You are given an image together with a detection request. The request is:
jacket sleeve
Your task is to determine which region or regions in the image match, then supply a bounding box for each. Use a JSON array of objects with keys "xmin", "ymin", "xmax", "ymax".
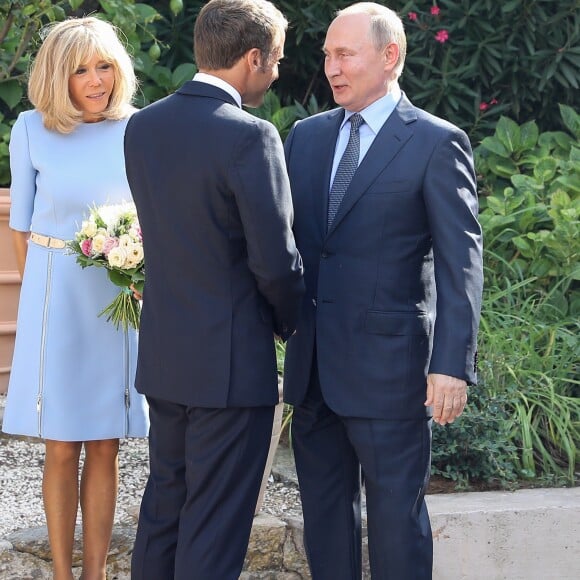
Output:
[
  {"xmin": 423, "ymin": 126, "xmax": 483, "ymax": 384},
  {"xmin": 230, "ymin": 119, "xmax": 305, "ymax": 340}
]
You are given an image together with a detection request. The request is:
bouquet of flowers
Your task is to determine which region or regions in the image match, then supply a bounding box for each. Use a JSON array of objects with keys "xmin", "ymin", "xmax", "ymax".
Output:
[{"xmin": 67, "ymin": 201, "xmax": 145, "ymax": 330}]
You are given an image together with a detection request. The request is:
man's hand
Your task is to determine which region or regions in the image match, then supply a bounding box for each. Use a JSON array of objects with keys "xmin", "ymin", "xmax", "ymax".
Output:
[{"xmin": 425, "ymin": 373, "xmax": 467, "ymax": 426}]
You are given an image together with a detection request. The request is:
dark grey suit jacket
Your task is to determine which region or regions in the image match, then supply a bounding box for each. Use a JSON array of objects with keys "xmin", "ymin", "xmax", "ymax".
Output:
[
  {"xmin": 283, "ymin": 94, "xmax": 483, "ymax": 419},
  {"xmin": 124, "ymin": 81, "xmax": 304, "ymax": 408}
]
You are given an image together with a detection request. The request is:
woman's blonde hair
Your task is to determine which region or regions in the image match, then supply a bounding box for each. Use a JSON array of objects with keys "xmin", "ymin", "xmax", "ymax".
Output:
[{"xmin": 28, "ymin": 17, "xmax": 136, "ymax": 133}]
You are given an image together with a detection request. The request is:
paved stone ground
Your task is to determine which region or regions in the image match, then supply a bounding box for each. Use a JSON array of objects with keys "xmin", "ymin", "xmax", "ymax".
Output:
[{"xmin": 0, "ymin": 393, "xmax": 314, "ymax": 578}]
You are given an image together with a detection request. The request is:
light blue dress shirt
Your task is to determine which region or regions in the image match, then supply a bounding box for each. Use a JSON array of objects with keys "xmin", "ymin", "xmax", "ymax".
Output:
[{"xmin": 330, "ymin": 84, "xmax": 402, "ymax": 189}]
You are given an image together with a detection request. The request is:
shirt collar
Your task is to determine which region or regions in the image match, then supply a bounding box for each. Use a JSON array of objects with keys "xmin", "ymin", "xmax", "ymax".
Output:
[
  {"xmin": 193, "ymin": 72, "xmax": 242, "ymax": 108},
  {"xmin": 342, "ymin": 82, "xmax": 402, "ymax": 134}
]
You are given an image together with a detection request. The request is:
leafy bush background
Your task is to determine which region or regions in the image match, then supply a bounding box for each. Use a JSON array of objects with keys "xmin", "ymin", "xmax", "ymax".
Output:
[{"xmin": 1, "ymin": 0, "xmax": 578, "ymax": 488}]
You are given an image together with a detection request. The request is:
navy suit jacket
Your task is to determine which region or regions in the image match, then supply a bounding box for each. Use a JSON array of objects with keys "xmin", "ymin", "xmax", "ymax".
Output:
[
  {"xmin": 124, "ymin": 81, "xmax": 304, "ymax": 408},
  {"xmin": 283, "ymin": 94, "xmax": 483, "ymax": 420}
]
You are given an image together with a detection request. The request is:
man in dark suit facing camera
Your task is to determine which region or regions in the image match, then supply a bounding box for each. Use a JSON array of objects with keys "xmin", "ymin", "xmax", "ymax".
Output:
[
  {"xmin": 283, "ymin": 2, "xmax": 483, "ymax": 578},
  {"xmin": 124, "ymin": 1, "xmax": 303, "ymax": 578}
]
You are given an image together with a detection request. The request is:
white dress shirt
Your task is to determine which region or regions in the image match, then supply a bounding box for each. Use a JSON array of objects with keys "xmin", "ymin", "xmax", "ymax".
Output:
[{"xmin": 193, "ymin": 72, "xmax": 242, "ymax": 108}]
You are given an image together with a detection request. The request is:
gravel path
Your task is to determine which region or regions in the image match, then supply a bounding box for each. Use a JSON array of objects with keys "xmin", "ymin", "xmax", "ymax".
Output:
[{"xmin": 0, "ymin": 394, "xmax": 302, "ymax": 540}]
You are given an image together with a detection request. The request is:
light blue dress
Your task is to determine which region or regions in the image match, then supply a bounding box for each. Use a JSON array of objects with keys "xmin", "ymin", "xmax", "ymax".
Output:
[{"xmin": 2, "ymin": 110, "xmax": 149, "ymax": 441}]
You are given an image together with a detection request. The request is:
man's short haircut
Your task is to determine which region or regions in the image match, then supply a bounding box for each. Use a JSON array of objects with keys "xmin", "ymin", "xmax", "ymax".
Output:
[
  {"xmin": 337, "ymin": 2, "xmax": 407, "ymax": 78},
  {"xmin": 194, "ymin": 0, "xmax": 288, "ymax": 70}
]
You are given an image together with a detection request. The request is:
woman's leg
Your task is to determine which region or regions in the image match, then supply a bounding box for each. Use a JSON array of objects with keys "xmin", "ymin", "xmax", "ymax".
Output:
[
  {"xmin": 79, "ymin": 438, "xmax": 119, "ymax": 580},
  {"xmin": 43, "ymin": 439, "xmax": 83, "ymax": 580}
]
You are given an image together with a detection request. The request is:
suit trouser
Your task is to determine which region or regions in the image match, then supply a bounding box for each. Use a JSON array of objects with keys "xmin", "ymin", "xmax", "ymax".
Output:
[
  {"xmin": 131, "ymin": 396, "xmax": 274, "ymax": 580},
  {"xmin": 291, "ymin": 362, "xmax": 433, "ymax": 580}
]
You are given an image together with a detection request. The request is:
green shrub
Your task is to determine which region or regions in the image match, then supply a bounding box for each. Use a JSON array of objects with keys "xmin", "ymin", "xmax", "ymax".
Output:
[
  {"xmin": 431, "ymin": 386, "xmax": 519, "ymax": 488},
  {"xmin": 475, "ymin": 106, "xmax": 579, "ymax": 483},
  {"xmin": 478, "ymin": 277, "xmax": 579, "ymax": 482},
  {"xmin": 476, "ymin": 105, "xmax": 580, "ymax": 297}
]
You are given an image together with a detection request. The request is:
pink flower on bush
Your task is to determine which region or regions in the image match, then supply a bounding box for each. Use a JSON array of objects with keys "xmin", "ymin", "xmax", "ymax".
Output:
[
  {"xmin": 431, "ymin": 6, "xmax": 441, "ymax": 16},
  {"xmin": 490, "ymin": 98, "xmax": 499, "ymax": 105},
  {"xmin": 81, "ymin": 238, "xmax": 93, "ymax": 256},
  {"xmin": 408, "ymin": 12, "xmax": 418, "ymax": 21},
  {"xmin": 479, "ymin": 102, "xmax": 489, "ymax": 111},
  {"xmin": 102, "ymin": 237, "xmax": 119, "ymax": 256},
  {"xmin": 435, "ymin": 30, "xmax": 449, "ymax": 43}
]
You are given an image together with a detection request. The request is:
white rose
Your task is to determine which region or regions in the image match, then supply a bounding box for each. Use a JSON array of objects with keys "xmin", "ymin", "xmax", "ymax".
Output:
[
  {"xmin": 91, "ymin": 234, "xmax": 107, "ymax": 255},
  {"xmin": 128, "ymin": 226, "xmax": 141, "ymax": 241},
  {"xmin": 107, "ymin": 246, "xmax": 128, "ymax": 269},
  {"xmin": 118, "ymin": 234, "xmax": 132, "ymax": 248},
  {"xmin": 126, "ymin": 243, "xmax": 144, "ymax": 265},
  {"xmin": 80, "ymin": 218, "xmax": 97, "ymax": 238}
]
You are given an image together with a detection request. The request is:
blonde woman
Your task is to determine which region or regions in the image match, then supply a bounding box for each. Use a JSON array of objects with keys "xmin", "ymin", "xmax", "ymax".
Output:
[{"xmin": 2, "ymin": 17, "xmax": 148, "ymax": 580}]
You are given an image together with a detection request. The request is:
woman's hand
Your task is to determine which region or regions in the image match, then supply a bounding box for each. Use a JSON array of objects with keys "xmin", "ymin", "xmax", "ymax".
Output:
[{"xmin": 130, "ymin": 284, "xmax": 142, "ymax": 301}]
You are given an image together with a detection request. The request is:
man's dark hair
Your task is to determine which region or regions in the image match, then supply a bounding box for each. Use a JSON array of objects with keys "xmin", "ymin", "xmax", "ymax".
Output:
[{"xmin": 194, "ymin": 0, "xmax": 287, "ymax": 70}]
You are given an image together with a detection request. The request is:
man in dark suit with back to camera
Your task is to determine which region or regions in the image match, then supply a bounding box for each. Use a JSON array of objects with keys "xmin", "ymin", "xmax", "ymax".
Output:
[
  {"xmin": 283, "ymin": 2, "xmax": 483, "ymax": 578},
  {"xmin": 124, "ymin": 1, "xmax": 304, "ymax": 578}
]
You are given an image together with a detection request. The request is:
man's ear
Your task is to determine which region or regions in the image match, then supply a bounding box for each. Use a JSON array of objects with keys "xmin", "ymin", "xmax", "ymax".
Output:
[
  {"xmin": 384, "ymin": 42, "xmax": 399, "ymax": 70},
  {"xmin": 245, "ymin": 47, "xmax": 263, "ymax": 72}
]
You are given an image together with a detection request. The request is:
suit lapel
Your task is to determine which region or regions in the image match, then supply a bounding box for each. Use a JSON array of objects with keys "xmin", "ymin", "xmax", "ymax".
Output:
[{"xmin": 326, "ymin": 96, "xmax": 417, "ymax": 237}]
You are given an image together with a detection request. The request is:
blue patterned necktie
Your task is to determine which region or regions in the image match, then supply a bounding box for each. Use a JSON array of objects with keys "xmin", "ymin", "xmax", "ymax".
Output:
[{"xmin": 327, "ymin": 113, "xmax": 364, "ymax": 230}]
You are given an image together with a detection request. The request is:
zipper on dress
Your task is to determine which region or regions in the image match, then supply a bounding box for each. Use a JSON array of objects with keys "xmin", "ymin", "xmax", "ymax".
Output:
[
  {"xmin": 123, "ymin": 327, "xmax": 130, "ymax": 437},
  {"xmin": 37, "ymin": 252, "xmax": 53, "ymax": 437}
]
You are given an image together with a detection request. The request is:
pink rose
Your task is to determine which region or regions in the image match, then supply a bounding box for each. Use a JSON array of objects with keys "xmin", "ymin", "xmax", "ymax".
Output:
[
  {"xmin": 102, "ymin": 237, "xmax": 119, "ymax": 256},
  {"xmin": 479, "ymin": 102, "xmax": 489, "ymax": 111},
  {"xmin": 81, "ymin": 238, "xmax": 92, "ymax": 256},
  {"xmin": 408, "ymin": 12, "xmax": 418, "ymax": 21},
  {"xmin": 431, "ymin": 6, "xmax": 441, "ymax": 16}
]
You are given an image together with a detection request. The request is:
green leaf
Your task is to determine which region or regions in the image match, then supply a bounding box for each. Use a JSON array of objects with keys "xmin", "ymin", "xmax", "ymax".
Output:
[
  {"xmin": 553, "ymin": 174, "xmax": 580, "ymax": 194},
  {"xmin": 488, "ymin": 156, "xmax": 519, "ymax": 178},
  {"xmin": 529, "ymin": 258, "xmax": 553, "ymax": 278},
  {"xmin": 171, "ymin": 63, "xmax": 196, "ymax": 88},
  {"xmin": 107, "ymin": 269, "xmax": 132, "ymax": 288},
  {"xmin": 486, "ymin": 196, "xmax": 507, "ymax": 216},
  {"xmin": 501, "ymin": 0, "xmax": 520, "ymax": 13},
  {"xmin": 133, "ymin": 3, "xmax": 161, "ymax": 23},
  {"xmin": 511, "ymin": 174, "xmax": 543, "ymax": 192},
  {"xmin": 496, "ymin": 116, "xmax": 521, "ymax": 153},
  {"xmin": 533, "ymin": 158, "xmax": 558, "ymax": 183},
  {"xmin": 559, "ymin": 104, "xmax": 580, "ymax": 140},
  {"xmin": 512, "ymin": 236, "xmax": 533, "ymax": 257},
  {"xmin": 519, "ymin": 121, "xmax": 539, "ymax": 151},
  {"xmin": 481, "ymin": 136, "xmax": 510, "ymax": 158},
  {"xmin": 0, "ymin": 81, "xmax": 24, "ymax": 109}
]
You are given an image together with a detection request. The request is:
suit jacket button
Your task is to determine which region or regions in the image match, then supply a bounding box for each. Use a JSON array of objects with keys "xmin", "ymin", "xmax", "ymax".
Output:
[
  {"xmin": 312, "ymin": 298, "xmax": 317, "ymax": 307},
  {"xmin": 321, "ymin": 251, "xmax": 328, "ymax": 258}
]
